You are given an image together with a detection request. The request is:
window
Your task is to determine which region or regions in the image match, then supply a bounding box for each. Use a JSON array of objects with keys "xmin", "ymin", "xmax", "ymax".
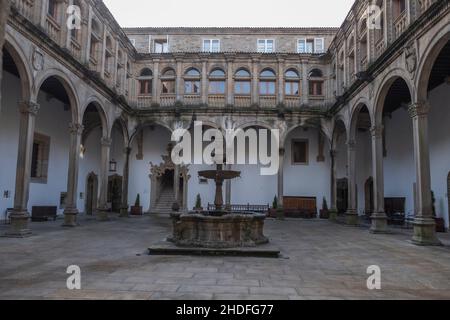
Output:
[
  {"xmin": 138, "ymin": 68, "xmax": 152, "ymax": 95},
  {"xmin": 298, "ymin": 38, "xmax": 325, "ymax": 54},
  {"xmin": 184, "ymin": 68, "xmax": 201, "ymax": 94},
  {"xmin": 31, "ymin": 133, "xmax": 50, "ymax": 184},
  {"xmin": 291, "ymin": 139, "xmax": 309, "ymax": 165},
  {"xmin": 208, "ymin": 68, "xmax": 226, "ymax": 94},
  {"xmin": 203, "ymin": 39, "xmax": 220, "ymax": 53},
  {"xmin": 257, "ymin": 39, "xmax": 274, "ymax": 53},
  {"xmin": 393, "ymin": 0, "xmax": 406, "ymax": 18},
  {"xmin": 259, "ymin": 69, "xmax": 276, "ymax": 95},
  {"xmin": 154, "ymin": 39, "xmax": 169, "ymax": 53},
  {"xmin": 285, "ymin": 69, "xmax": 300, "ymax": 96},
  {"xmin": 308, "ymin": 68, "xmax": 324, "ymax": 96},
  {"xmin": 48, "ymin": 0, "xmax": 58, "ymax": 20},
  {"xmin": 234, "ymin": 69, "xmax": 251, "ymax": 95},
  {"xmin": 161, "ymin": 68, "xmax": 176, "ymax": 94}
]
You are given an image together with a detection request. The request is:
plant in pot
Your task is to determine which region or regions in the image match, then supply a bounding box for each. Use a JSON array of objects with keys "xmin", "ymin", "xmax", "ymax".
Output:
[
  {"xmin": 270, "ymin": 196, "xmax": 278, "ymax": 217},
  {"xmin": 194, "ymin": 194, "xmax": 203, "ymax": 212},
  {"xmin": 272, "ymin": 196, "xmax": 285, "ymax": 220},
  {"xmin": 130, "ymin": 194, "xmax": 143, "ymax": 216},
  {"xmin": 432, "ymin": 191, "xmax": 445, "ymax": 232},
  {"xmin": 320, "ymin": 197, "xmax": 330, "ymax": 219}
]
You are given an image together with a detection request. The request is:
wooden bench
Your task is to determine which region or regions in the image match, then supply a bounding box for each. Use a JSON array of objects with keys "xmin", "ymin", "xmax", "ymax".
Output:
[
  {"xmin": 31, "ymin": 206, "xmax": 57, "ymax": 222},
  {"xmin": 277, "ymin": 196, "xmax": 318, "ymax": 218}
]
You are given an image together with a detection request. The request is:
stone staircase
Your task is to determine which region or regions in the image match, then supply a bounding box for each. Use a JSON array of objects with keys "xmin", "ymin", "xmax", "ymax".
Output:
[{"xmin": 152, "ymin": 188, "xmax": 175, "ymax": 214}]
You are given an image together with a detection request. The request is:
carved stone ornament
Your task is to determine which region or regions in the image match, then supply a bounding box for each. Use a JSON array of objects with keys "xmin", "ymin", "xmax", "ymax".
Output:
[
  {"xmin": 32, "ymin": 47, "xmax": 44, "ymax": 71},
  {"xmin": 405, "ymin": 42, "xmax": 417, "ymax": 76},
  {"xmin": 150, "ymin": 144, "xmax": 190, "ymax": 180}
]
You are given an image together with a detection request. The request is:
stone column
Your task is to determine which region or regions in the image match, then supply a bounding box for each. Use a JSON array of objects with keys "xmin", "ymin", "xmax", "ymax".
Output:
[
  {"xmin": 152, "ymin": 59, "xmax": 160, "ymax": 105},
  {"xmin": 370, "ymin": 125, "xmax": 388, "ymax": 233},
  {"xmin": 120, "ymin": 147, "xmax": 131, "ymax": 217},
  {"xmin": 0, "ymin": 0, "xmax": 11, "ymax": 110},
  {"xmin": 277, "ymin": 148, "xmax": 285, "ymax": 208},
  {"xmin": 175, "ymin": 58, "xmax": 183, "ymax": 102},
  {"xmin": 201, "ymin": 60, "xmax": 208, "ymax": 105},
  {"xmin": 277, "ymin": 59, "xmax": 284, "ymax": 105},
  {"xmin": 251, "ymin": 58, "xmax": 259, "ymax": 106},
  {"xmin": 346, "ymin": 139, "xmax": 358, "ymax": 225},
  {"xmin": 225, "ymin": 164, "xmax": 231, "ymax": 210},
  {"xmin": 226, "ymin": 59, "xmax": 234, "ymax": 106},
  {"xmin": 173, "ymin": 164, "xmax": 180, "ymax": 210},
  {"xmin": 330, "ymin": 150, "xmax": 337, "ymax": 211},
  {"xmin": 62, "ymin": 122, "xmax": 84, "ymax": 227},
  {"xmin": 5, "ymin": 101, "xmax": 40, "ymax": 237},
  {"xmin": 97, "ymin": 137, "xmax": 111, "ymax": 221},
  {"xmin": 409, "ymin": 102, "xmax": 441, "ymax": 245}
]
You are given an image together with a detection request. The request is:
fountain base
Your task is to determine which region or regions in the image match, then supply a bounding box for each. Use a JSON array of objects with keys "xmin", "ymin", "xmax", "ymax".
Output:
[{"xmin": 168, "ymin": 212, "xmax": 269, "ymax": 249}]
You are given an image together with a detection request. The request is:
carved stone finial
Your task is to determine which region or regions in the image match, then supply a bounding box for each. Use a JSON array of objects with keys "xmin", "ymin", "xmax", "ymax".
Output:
[
  {"xmin": 19, "ymin": 101, "xmax": 40, "ymax": 115},
  {"xmin": 69, "ymin": 123, "xmax": 84, "ymax": 135},
  {"xmin": 408, "ymin": 101, "xmax": 430, "ymax": 119}
]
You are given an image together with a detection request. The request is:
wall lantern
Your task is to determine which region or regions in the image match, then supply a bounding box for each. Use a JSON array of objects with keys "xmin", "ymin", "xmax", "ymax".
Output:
[{"xmin": 109, "ymin": 159, "xmax": 117, "ymax": 172}]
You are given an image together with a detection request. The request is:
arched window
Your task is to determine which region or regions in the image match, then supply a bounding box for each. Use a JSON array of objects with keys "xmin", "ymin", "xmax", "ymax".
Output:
[
  {"xmin": 393, "ymin": 0, "xmax": 406, "ymax": 18},
  {"xmin": 48, "ymin": 0, "xmax": 59, "ymax": 21},
  {"xmin": 234, "ymin": 68, "xmax": 251, "ymax": 95},
  {"xmin": 184, "ymin": 68, "xmax": 201, "ymax": 94},
  {"xmin": 89, "ymin": 19, "xmax": 101, "ymax": 63},
  {"xmin": 259, "ymin": 68, "xmax": 276, "ymax": 95},
  {"xmin": 161, "ymin": 68, "xmax": 176, "ymax": 94},
  {"xmin": 285, "ymin": 69, "xmax": 300, "ymax": 96},
  {"xmin": 209, "ymin": 68, "xmax": 226, "ymax": 94},
  {"xmin": 104, "ymin": 36, "xmax": 113, "ymax": 76},
  {"xmin": 308, "ymin": 68, "xmax": 324, "ymax": 97},
  {"xmin": 138, "ymin": 68, "xmax": 153, "ymax": 95}
]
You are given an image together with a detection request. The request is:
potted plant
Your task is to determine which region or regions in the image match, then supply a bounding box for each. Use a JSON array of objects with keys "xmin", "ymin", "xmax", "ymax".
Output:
[
  {"xmin": 320, "ymin": 197, "xmax": 330, "ymax": 219},
  {"xmin": 194, "ymin": 194, "xmax": 203, "ymax": 212},
  {"xmin": 432, "ymin": 191, "xmax": 445, "ymax": 232},
  {"xmin": 130, "ymin": 194, "xmax": 143, "ymax": 216},
  {"xmin": 268, "ymin": 196, "xmax": 278, "ymax": 217}
]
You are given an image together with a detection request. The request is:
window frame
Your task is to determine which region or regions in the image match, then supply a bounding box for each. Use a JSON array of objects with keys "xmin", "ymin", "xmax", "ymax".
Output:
[
  {"xmin": 291, "ymin": 139, "xmax": 309, "ymax": 165},
  {"xmin": 257, "ymin": 39, "xmax": 275, "ymax": 53},
  {"xmin": 203, "ymin": 39, "xmax": 221, "ymax": 53}
]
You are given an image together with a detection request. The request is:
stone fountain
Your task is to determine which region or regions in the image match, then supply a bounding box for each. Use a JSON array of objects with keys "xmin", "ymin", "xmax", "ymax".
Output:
[{"xmin": 167, "ymin": 161, "xmax": 269, "ymax": 249}]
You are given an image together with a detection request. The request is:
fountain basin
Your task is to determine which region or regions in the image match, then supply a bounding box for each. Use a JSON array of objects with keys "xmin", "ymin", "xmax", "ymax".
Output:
[{"xmin": 168, "ymin": 212, "xmax": 269, "ymax": 248}]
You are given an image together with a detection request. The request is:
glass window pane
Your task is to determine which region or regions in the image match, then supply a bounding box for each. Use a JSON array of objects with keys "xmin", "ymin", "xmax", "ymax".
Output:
[{"xmin": 209, "ymin": 81, "xmax": 225, "ymax": 94}]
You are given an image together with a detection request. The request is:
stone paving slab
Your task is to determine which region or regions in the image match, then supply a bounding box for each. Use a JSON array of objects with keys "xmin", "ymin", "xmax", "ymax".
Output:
[{"xmin": 0, "ymin": 215, "xmax": 449, "ymax": 300}]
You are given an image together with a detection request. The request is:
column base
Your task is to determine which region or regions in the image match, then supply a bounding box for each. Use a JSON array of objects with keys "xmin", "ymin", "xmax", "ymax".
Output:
[
  {"xmin": 3, "ymin": 212, "xmax": 32, "ymax": 238},
  {"xmin": 345, "ymin": 210, "xmax": 359, "ymax": 226},
  {"xmin": 412, "ymin": 217, "xmax": 442, "ymax": 246},
  {"xmin": 62, "ymin": 208, "xmax": 79, "ymax": 227},
  {"xmin": 119, "ymin": 206, "xmax": 129, "ymax": 218},
  {"xmin": 370, "ymin": 212, "xmax": 389, "ymax": 234},
  {"xmin": 96, "ymin": 208, "xmax": 110, "ymax": 222}
]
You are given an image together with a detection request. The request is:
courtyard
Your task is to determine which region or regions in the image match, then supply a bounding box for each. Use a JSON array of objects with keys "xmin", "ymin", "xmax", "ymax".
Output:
[{"xmin": 0, "ymin": 215, "xmax": 449, "ymax": 300}]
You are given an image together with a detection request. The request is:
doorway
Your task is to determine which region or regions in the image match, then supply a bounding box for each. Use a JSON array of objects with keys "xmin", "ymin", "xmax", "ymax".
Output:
[
  {"xmin": 337, "ymin": 178, "xmax": 348, "ymax": 214},
  {"xmin": 108, "ymin": 175, "xmax": 123, "ymax": 213},
  {"xmin": 85, "ymin": 172, "xmax": 98, "ymax": 215},
  {"xmin": 365, "ymin": 177, "xmax": 374, "ymax": 215}
]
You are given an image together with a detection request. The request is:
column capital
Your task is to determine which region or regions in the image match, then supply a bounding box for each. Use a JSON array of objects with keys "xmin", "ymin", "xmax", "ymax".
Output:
[
  {"xmin": 19, "ymin": 101, "xmax": 40, "ymax": 116},
  {"xmin": 346, "ymin": 139, "xmax": 356, "ymax": 151},
  {"xmin": 124, "ymin": 147, "xmax": 132, "ymax": 155},
  {"xmin": 370, "ymin": 125, "xmax": 384, "ymax": 138},
  {"xmin": 330, "ymin": 149, "xmax": 338, "ymax": 157},
  {"xmin": 69, "ymin": 122, "xmax": 84, "ymax": 135},
  {"xmin": 408, "ymin": 101, "xmax": 431, "ymax": 119},
  {"xmin": 100, "ymin": 137, "xmax": 112, "ymax": 147}
]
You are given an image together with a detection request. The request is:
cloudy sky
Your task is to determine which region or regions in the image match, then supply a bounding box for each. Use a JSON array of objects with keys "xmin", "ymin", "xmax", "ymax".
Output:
[{"xmin": 103, "ymin": 0, "xmax": 355, "ymax": 28}]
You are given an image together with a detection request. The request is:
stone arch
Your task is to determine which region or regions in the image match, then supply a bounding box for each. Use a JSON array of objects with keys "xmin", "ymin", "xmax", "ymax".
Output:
[
  {"xmin": 415, "ymin": 25, "xmax": 450, "ymax": 102},
  {"xmin": 33, "ymin": 68, "xmax": 80, "ymax": 123},
  {"xmin": 235, "ymin": 120, "xmax": 273, "ymax": 132},
  {"xmin": 129, "ymin": 120, "xmax": 173, "ymax": 146},
  {"xmin": 233, "ymin": 65, "xmax": 251, "ymax": 75},
  {"xmin": 349, "ymin": 101, "xmax": 373, "ymax": 141},
  {"xmin": 110, "ymin": 116, "xmax": 130, "ymax": 147},
  {"xmin": 208, "ymin": 64, "xmax": 227, "ymax": 75},
  {"xmin": 332, "ymin": 117, "xmax": 348, "ymax": 149},
  {"xmin": 3, "ymin": 36, "xmax": 33, "ymax": 101},
  {"xmin": 81, "ymin": 96, "xmax": 109, "ymax": 138},
  {"xmin": 373, "ymin": 69, "xmax": 414, "ymax": 126}
]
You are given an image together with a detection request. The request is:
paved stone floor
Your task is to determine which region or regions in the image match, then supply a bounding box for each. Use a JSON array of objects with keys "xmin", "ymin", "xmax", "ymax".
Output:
[{"xmin": 0, "ymin": 215, "xmax": 449, "ymax": 300}]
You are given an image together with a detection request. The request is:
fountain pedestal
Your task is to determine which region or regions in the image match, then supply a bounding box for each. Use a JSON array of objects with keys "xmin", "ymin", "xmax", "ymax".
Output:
[{"xmin": 169, "ymin": 212, "xmax": 268, "ymax": 248}]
